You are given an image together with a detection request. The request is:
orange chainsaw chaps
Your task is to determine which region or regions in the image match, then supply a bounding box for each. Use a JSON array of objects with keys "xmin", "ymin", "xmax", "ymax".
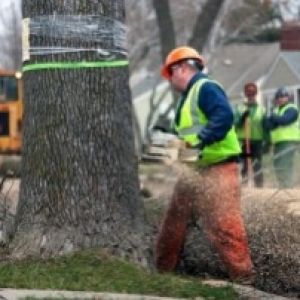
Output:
[
  {"xmin": 155, "ymin": 162, "xmax": 254, "ymax": 279},
  {"xmin": 155, "ymin": 182, "xmax": 193, "ymax": 272},
  {"xmin": 201, "ymin": 162, "xmax": 254, "ymax": 279}
]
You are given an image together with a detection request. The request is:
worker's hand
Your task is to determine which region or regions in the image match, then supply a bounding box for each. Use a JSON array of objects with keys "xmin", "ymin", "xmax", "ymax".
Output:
[
  {"xmin": 184, "ymin": 141, "xmax": 193, "ymax": 149},
  {"xmin": 186, "ymin": 141, "xmax": 204, "ymax": 150},
  {"xmin": 269, "ymin": 114, "xmax": 279, "ymax": 124},
  {"xmin": 184, "ymin": 142, "xmax": 204, "ymax": 160},
  {"xmin": 267, "ymin": 114, "xmax": 280, "ymax": 129},
  {"xmin": 241, "ymin": 110, "xmax": 250, "ymax": 122},
  {"xmin": 167, "ymin": 138, "xmax": 186, "ymax": 149}
]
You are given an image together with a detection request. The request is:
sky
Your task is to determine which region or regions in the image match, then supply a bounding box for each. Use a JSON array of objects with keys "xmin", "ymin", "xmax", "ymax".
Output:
[{"xmin": 273, "ymin": 0, "xmax": 300, "ymax": 20}]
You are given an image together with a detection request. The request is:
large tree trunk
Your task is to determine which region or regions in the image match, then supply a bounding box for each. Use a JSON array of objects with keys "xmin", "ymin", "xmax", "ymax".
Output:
[{"xmin": 12, "ymin": 0, "xmax": 150, "ymax": 265}]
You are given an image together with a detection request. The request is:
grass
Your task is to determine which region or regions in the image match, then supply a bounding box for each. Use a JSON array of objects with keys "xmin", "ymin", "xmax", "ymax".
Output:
[
  {"xmin": 0, "ymin": 250, "xmax": 237, "ymax": 300},
  {"xmin": 22, "ymin": 298, "xmax": 90, "ymax": 300},
  {"xmin": 22, "ymin": 298, "xmax": 92, "ymax": 300}
]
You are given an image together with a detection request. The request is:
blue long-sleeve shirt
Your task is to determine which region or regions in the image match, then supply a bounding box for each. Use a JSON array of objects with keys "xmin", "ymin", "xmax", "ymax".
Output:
[
  {"xmin": 174, "ymin": 72, "xmax": 233, "ymax": 146},
  {"xmin": 272, "ymin": 106, "xmax": 298, "ymax": 125},
  {"xmin": 267, "ymin": 104, "xmax": 299, "ymax": 130}
]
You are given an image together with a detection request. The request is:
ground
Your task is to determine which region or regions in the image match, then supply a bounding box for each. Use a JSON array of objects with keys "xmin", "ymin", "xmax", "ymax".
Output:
[{"xmin": 0, "ymin": 160, "xmax": 299, "ymax": 299}]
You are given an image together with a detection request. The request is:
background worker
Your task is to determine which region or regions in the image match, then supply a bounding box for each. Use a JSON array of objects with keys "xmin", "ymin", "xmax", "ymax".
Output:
[
  {"xmin": 156, "ymin": 46, "xmax": 255, "ymax": 283},
  {"xmin": 267, "ymin": 87, "xmax": 300, "ymax": 188},
  {"xmin": 234, "ymin": 82, "xmax": 268, "ymax": 187}
]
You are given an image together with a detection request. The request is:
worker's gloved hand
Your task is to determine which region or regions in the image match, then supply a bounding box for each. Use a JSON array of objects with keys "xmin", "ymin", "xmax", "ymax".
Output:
[
  {"xmin": 265, "ymin": 117, "xmax": 275, "ymax": 130},
  {"xmin": 269, "ymin": 114, "xmax": 279, "ymax": 124},
  {"xmin": 267, "ymin": 114, "xmax": 280, "ymax": 129},
  {"xmin": 185, "ymin": 141, "xmax": 204, "ymax": 150},
  {"xmin": 241, "ymin": 110, "xmax": 250, "ymax": 122},
  {"xmin": 179, "ymin": 141, "xmax": 203, "ymax": 162}
]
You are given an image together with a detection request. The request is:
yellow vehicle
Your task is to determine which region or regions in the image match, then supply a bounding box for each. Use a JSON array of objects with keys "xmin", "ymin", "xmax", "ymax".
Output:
[{"xmin": 0, "ymin": 69, "xmax": 23, "ymax": 154}]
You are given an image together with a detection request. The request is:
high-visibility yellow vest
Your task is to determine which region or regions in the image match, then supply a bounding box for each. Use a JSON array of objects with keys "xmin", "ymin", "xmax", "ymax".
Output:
[
  {"xmin": 271, "ymin": 103, "xmax": 300, "ymax": 144},
  {"xmin": 235, "ymin": 103, "xmax": 265, "ymax": 141},
  {"xmin": 174, "ymin": 78, "xmax": 241, "ymax": 166}
]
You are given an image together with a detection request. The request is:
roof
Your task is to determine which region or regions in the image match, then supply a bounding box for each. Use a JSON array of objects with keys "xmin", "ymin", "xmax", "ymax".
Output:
[
  {"xmin": 262, "ymin": 51, "xmax": 300, "ymax": 90},
  {"xmin": 206, "ymin": 42, "xmax": 279, "ymax": 99},
  {"xmin": 282, "ymin": 52, "xmax": 300, "ymax": 79}
]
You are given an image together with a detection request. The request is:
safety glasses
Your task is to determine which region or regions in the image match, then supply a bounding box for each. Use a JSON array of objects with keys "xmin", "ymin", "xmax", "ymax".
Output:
[{"xmin": 168, "ymin": 63, "xmax": 182, "ymax": 77}]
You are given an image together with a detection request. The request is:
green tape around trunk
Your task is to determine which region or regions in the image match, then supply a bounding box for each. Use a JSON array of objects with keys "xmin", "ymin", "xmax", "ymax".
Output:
[{"xmin": 22, "ymin": 60, "xmax": 129, "ymax": 72}]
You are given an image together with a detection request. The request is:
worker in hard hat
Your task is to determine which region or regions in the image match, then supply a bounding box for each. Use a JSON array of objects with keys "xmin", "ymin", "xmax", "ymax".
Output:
[
  {"xmin": 234, "ymin": 82, "xmax": 268, "ymax": 187},
  {"xmin": 156, "ymin": 46, "xmax": 255, "ymax": 283},
  {"xmin": 267, "ymin": 87, "xmax": 300, "ymax": 188}
]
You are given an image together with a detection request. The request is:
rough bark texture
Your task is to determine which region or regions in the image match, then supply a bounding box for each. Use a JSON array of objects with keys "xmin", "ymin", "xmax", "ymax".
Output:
[
  {"xmin": 188, "ymin": 0, "xmax": 225, "ymax": 51},
  {"xmin": 152, "ymin": 0, "xmax": 176, "ymax": 61},
  {"xmin": 12, "ymin": 0, "xmax": 150, "ymax": 266}
]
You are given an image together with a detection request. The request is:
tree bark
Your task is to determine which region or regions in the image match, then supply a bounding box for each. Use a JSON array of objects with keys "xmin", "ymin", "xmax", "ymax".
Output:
[
  {"xmin": 12, "ymin": 0, "xmax": 150, "ymax": 265},
  {"xmin": 152, "ymin": 0, "xmax": 176, "ymax": 62},
  {"xmin": 151, "ymin": 0, "xmax": 177, "ymax": 130},
  {"xmin": 188, "ymin": 0, "xmax": 225, "ymax": 51}
]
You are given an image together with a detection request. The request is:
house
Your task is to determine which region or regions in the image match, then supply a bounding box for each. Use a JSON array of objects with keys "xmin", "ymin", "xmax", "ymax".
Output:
[
  {"xmin": 260, "ymin": 22, "xmax": 300, "ymax": 112},
  {"xmin": 210, "ymin": 22, "xmax": 300, "ymax": 113},
  {"xmin": 207, "ymin": 42, "xmax": 279, "ymax": 105}
]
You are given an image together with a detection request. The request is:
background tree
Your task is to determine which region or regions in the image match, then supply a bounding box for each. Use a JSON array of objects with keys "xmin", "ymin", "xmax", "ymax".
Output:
[
  {"xmin": 147, "ymin": 0, "xmax": 226, "ymax": 137},
  {"xmin": 188, "ymin": 0, "xmax": 225, "ymax": 51},
  {"xmin": 143, "ymin": 0, "xmax": 177, "ymax": 142},
  {"xmin": 152, "ymin": 0, "xmax": 176, "ymax": 61},
  {"xmin": 12, "ymin": 0, "xmax": 149, "ymax": 264},
  {"xmin": 223, "ymin": 0, "xmax": 281, "ymax": 43},
  {"xmin": 0, "ymin": 0, "xmax": 22, "ymax": 70}
]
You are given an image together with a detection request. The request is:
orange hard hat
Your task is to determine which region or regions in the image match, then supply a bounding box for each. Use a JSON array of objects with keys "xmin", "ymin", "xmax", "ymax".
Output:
[
  {"xmin": 161, "ymin": 46, "xmax": 204, "ymax": 80},
  {"xmin": 244, "ymin": 82, "xmax": 257, "ymax": 97}
]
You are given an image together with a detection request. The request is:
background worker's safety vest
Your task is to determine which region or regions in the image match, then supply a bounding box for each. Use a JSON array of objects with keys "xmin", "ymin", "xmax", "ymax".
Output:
[
  {"xmin": 174, "ymin": 78, "xmax": 241, "ymax": 166},
  {"xmin": 271, "ymin": 103, "xmax": 300, "ymax": 144},
  {"xmin": 235, "ymin": 103, "xmax": 265, "ymax": 141}
]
